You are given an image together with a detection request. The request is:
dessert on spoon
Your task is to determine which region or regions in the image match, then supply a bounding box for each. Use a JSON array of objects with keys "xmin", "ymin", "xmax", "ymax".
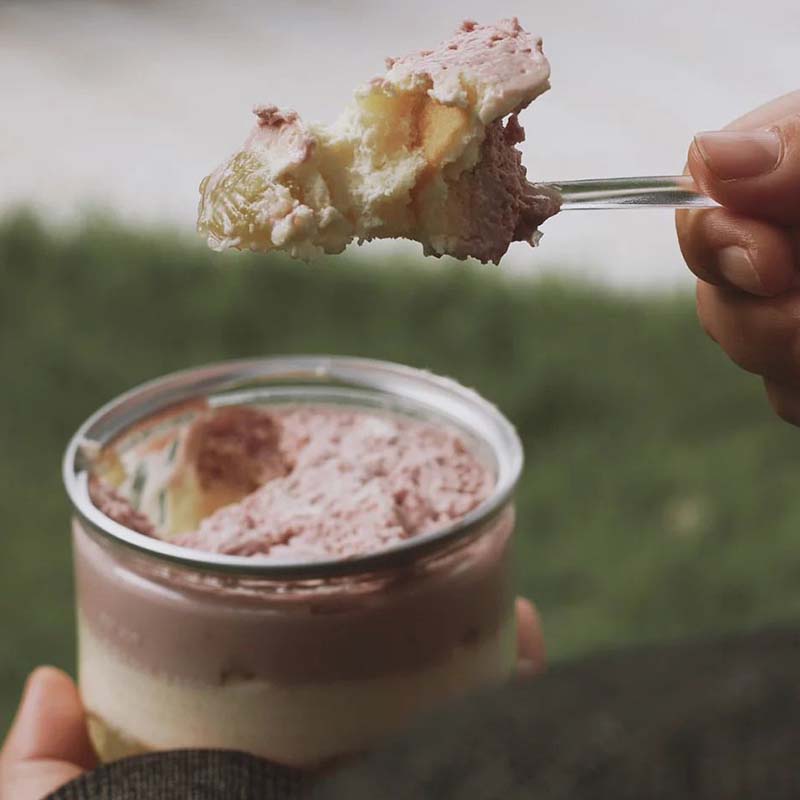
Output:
[
  {"xmin": 198, "ymin": 18, "xmax": 561, "ymax": 264},
  {"xmin": 197, "ymin": 18, "xmax": 715, "ymax": 266}
]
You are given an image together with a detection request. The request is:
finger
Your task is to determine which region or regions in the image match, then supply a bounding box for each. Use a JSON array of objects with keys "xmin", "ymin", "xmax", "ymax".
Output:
[
  {"xmin": 727, "ymin": 90, "xmax": 800, "ymax": 132},
  {"xmin": 687, "ymin": 112, "xmax": 800, "ymax": 226},
  {"xmin": 0, "ymin": 758, "xmax": 86, "ymax": 800},
  {"xmin": 695, "ymin": 280, "xmax": 800, "ymax": 380},
  {"xmin": 1, "ymin": 667, "xmax": 96, "ymax": 771},
  {"xmin": 763, "ymin": 377, "xmax": 800, "ymax": 427},
  {"xmin": 676, "ymin": 207, "xmax": 799, "ymax": 296},
  {"xmin": 515, "ymin": 596, "xmax": 545, "ymax": 678}
]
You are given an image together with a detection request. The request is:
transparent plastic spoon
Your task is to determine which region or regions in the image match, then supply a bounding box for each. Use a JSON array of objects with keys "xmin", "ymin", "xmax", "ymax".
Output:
[{"xmin": 549, "ymin": 175, "xmax": 719, "ymax": 209}]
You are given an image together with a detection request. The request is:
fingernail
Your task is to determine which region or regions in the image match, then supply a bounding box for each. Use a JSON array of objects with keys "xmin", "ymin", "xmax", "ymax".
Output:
[
  {"xmin": 717, "ymin": 246, "xmax": 762, "ymax": 293},
  {"xmin": 694, "ymin": 129, "xmax": 782, "ymax": 180}
]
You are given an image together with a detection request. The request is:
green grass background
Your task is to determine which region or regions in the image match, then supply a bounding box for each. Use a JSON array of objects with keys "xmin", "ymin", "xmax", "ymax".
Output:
[{"xmin": 2, "ymin": 211, "xmax": 800, "ymax": 732}]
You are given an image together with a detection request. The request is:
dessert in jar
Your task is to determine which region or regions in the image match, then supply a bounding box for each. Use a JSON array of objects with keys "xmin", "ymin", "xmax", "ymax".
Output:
[{"xmin": 63, "ymin": 357, "xmax": 523, "ymax": 767}]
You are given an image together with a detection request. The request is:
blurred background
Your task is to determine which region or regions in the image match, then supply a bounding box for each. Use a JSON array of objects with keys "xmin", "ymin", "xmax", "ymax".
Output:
[{"xmin": 2, "ymin": 0, "xmax": 800, "ymax": 733}]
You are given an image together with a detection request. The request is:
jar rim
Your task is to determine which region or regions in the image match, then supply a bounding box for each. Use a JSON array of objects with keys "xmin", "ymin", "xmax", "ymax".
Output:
[{"xmin": 63, "ymin": 356, "xmax": 523, "ymax": 579}]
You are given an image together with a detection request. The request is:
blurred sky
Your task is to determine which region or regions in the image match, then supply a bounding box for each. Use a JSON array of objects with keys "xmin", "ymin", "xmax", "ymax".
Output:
[{"xmin": 1, "ymin": 0, "xmax": 798, "ymax": 288}]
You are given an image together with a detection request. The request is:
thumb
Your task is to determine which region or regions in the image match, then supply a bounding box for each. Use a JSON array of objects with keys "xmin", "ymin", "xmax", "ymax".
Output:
[
  {"xmin": 515, "ymin": 597, "xmax": 546, "ymax": 679},
  {"xmin": 0, "ymin": 667, "xmax": 95, "ymax": 800},
  {"xmin": 688, "ymin": 113, "xmax": 800, "ymax": 225}
]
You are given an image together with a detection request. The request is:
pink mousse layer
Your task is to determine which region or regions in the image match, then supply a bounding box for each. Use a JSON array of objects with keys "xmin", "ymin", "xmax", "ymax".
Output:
[
  {"xmin": 77, "ymin": 405, "xmax": 513, "ymax": 685},
  {"xmin": 440, "ymin": 114, "xmax": 561, "ymax": 264},
  {"xmin": 382, "ymin": 18, "xmax": 552, "ymax": 123}
]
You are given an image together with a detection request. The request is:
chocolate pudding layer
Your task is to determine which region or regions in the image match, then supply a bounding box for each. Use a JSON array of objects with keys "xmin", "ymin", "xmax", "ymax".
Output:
[{"xmin": 74, "ymin": 505, "xmax": 514, "ymax": 685}]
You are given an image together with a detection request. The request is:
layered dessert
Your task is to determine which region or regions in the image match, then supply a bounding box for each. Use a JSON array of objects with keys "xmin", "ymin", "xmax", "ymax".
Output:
[
  {"xmin": 74, "ymin": 400, "xmax": 517, "ymax": 766},
  {"xmin": 197, "ymin": 18, "xmax": 561, "ymax": 264}
]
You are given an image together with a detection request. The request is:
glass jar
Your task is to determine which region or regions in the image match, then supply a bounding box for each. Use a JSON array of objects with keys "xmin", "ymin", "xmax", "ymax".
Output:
[{"xmin": 63, "ymin": 357, "xmax": 523, "ymax": 768}]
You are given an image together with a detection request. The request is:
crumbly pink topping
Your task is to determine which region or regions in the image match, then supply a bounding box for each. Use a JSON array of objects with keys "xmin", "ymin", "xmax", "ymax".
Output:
[
  {"xmin": 244, "ymin": 104, "xmax": 316, "ymax": 167},
  {"xmin": 382, "ymin": 18, "xmax": 551, "ymax": 122},
  {"xmin": 88, "ymin": 476, "xmax": 155, "ymax": 538},
  {"xmin": 175, "ymin": 407, "xmax": 493, "ymax": 561},
  {"xmin": 185, "ymin": 405, "xmax": 291, "ymax": 495}
]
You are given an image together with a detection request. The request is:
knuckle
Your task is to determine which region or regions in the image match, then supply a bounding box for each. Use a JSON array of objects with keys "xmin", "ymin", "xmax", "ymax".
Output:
[
  {"xmin": 695, "ymin": 282, "xmax": 720, "ymax": 344},
  {"xmin": 775, "ymin": 113, "xmax": 800, "ymax": 169},
  {"xmin": 696, "ymin": 307, "xmax": 718, "ymax": 344},
  {"xmin": 765, "ymin": 382, "xmax": 800, "ymax": 427},
  {"xmin": 722, "ymin": 340, "xmax": 763, "ymax": 375},
  {"xmin": 778, "ymin": 111, "xmax": 800, "ymax": 139},
  {"xmin": 679, "ymin": 210, "xmax": 734, "ymax": 285}
]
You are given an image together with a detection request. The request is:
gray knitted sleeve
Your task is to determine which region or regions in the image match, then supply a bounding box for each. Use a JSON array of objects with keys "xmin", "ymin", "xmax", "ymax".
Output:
[{"xmin": 47, "ymin": 749, "xmax": 307, "ymax": 800}]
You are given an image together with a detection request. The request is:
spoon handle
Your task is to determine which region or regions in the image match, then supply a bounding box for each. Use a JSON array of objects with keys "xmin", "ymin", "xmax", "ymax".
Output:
[{"xmin": 549, "ymin": 175, "xmax": 719, "ymax": 210}]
